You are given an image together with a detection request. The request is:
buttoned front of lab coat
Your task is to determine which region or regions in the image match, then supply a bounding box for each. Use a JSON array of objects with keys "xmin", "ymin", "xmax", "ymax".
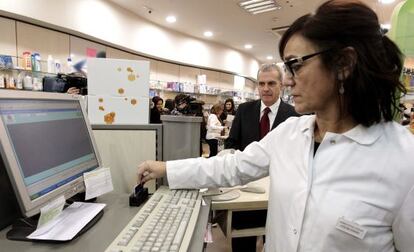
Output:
[{"xmin": 167, "ymin": 115, "xmax": 414, "ymax": 252}]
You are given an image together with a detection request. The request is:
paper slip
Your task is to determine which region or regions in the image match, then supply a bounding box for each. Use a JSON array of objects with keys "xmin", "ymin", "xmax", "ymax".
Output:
[
  {"xmin": 204, "ymin": 223, "xmax": 213, "ymax": 243},
  {"xmin": 28, "ymin": 202, "xmax": 106, "ymax": 241},
  {"xmin": 37, "ymin": 195, "xmax": 65, "ymax": 229},
  {"xmin": 83, "ymin": 167, "xmax": 113, "ymax": 200}
]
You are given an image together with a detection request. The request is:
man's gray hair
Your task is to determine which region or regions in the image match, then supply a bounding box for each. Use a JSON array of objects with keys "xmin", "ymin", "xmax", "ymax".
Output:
[{"xmin": 257, "ymin": 63, "xmax": 283, "ymax": 82}]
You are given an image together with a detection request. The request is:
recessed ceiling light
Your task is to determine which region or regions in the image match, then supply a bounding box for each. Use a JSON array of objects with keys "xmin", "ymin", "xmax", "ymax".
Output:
[
  {"xmin": 266, "ymin": 55, "xmax": 273, "ymax": 60},
  {"xmin": 204, "ymin": 31, "xmax": 213, "ymax": 37},
  {"xmin": 244, "ymin": 44, "xmax": 253, "ymax": 49},
  {"xmin": 166, "ymin": 16, "xmax": 176, "ymax": 23},
  {"xmin": 378, "ymin": 0, "xmax": 395, "ymax": 4},
  {"xmin": 238, "ymin": 0, "xmax": 281, "ymax": 15}
]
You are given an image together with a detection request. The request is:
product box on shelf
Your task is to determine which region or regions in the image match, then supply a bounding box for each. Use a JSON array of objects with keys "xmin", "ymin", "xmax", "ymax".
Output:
[{"xmin": 87, "ymin": 58, "xmax": 150, "ymax": 124}]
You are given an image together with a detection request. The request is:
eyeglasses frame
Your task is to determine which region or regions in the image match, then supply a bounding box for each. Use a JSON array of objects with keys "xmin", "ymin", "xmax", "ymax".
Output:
[{"xmin": 283, "ymin": 48, "xmax": 333, "ymax": 77}]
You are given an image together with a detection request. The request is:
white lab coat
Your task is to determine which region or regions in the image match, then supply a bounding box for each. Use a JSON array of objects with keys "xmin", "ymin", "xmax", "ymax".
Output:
[
  {"xmin": 167, "ymin": 115, "xmax": 414, "ymax": 252},
  {"xmin": 205, "ymin": 114, "xmax": 225, "ymax": 140}
]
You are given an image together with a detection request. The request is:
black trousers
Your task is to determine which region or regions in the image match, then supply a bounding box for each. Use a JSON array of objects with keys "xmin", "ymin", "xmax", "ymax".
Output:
[
  {"xmin": 231, "ymin": 210, "xmax": 267, "ymax": 252},
  {"xmin": 206, "ymin": 139, "xmax": 218, "ymax": 157}
]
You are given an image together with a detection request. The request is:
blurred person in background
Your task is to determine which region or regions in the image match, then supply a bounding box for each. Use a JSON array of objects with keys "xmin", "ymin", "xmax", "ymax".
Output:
[
  {"xmin": 150, "ymin": 96, "xmax": 164, "ymax": 124},
  {"xmin": 206, "ymin": 103, "xmax": 226, "ymax": 157}
]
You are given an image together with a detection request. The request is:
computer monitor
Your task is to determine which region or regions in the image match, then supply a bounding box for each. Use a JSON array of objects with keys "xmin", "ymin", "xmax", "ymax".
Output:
[{"xmin": 0, "ymin": 90, "xmax": 101, "ymax": 218}]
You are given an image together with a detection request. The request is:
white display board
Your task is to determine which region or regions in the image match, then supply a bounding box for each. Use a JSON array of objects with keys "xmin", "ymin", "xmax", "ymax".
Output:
[{"xmin": 87, "ymin": 58, "xmax": 150, "ymax": 124}]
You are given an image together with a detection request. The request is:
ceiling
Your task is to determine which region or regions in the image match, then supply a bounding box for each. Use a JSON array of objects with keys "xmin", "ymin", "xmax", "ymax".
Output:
[{"xmin": 108, "ymin": 0, "xmax": 405, "ymax": 63}]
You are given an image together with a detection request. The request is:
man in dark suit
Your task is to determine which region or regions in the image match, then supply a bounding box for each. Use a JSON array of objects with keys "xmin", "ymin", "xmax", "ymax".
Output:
[
  {"xmin": 224, "ymin": 63, "xmax": 299, "ymax": 251},
  {"xmin": 225, "ymin": 63, "xmax": 298, "ymax": 151}
]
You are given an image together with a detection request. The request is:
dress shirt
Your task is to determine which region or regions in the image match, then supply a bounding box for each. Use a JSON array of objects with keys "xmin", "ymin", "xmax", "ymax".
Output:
[
  {"xmin": 205, "ymin": 114, "xmax": 225, "ymax": 140},
  {"xmin": 167, "ymin": 115, "xmax": 414, "ymax": 252},
  {"xmin": 260, "ymin": 98, "xmax": 281, "ymax": 128}
]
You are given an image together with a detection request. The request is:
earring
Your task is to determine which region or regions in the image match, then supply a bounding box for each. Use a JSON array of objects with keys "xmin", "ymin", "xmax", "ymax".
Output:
[{"xmin": 339, "ymin": 81, "xmax": 345, "ymax": 95}]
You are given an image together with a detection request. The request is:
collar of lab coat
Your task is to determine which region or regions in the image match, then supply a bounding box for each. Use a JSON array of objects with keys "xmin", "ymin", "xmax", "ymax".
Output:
[{"xmin": 299, "ymin": 115, "xmax": 383, "ymax": 145}]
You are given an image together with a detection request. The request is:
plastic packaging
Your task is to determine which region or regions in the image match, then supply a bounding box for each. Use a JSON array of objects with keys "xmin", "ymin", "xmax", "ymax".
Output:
[
  {"xmin": 32, "ymin": 77, "xmax": 43, "ymax": 91},
  {"xmin": 6, "ymin": 75, "xmax": 15, "ymax": 89},
  {"xmin": 16, "ymin": 73, "xmax": 24, "ymax": 90},
  {"xmin": 55, "ymin": 60, "xmax": 61, "ymax": 74},
  {"xmin": 0, "ymin": 74, "xmax": 5, "ymax": 88},
  {"xmin": 23, "ymin": 75, "xmax": 33, "ymax": 90}
]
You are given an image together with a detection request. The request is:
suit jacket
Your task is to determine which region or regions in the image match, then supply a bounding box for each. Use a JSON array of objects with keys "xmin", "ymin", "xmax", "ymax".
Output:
[{"xmin": 225, "ymin": 99, "xmax": 299, "ymax": 151}]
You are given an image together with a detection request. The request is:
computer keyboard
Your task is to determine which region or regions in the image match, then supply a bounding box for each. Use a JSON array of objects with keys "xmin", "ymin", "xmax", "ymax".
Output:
[{"xmin": 105, "ymin": 186, "xmax": 202, "ymax": 252}]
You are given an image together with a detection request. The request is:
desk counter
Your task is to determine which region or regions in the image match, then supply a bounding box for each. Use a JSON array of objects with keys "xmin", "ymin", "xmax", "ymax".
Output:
[
  {"xmin": 211, "ymin": 177, "xmax": 269, "ymax": 211},
  {"xmin": 0, "ymin": 192, "xmax": 210, "ymax": 252}
]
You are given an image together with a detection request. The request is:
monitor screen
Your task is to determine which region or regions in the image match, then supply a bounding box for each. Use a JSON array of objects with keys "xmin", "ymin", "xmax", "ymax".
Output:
[{"xmin": 0, "ymin": 90, "xmax": 101, "ymax": 217}]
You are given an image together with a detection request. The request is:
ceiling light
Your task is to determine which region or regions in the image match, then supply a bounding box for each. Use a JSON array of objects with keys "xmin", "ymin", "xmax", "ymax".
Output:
[
  {"xmin": 166, "ymin": 16, "xmax": 176, "ymax": 23},
  {"xmin": 238, "ymin": 0, "xmax": 281, "ymax": 15},
  {"xmin": 378, "ymin": 0, "xmax": 395, "ymax": 4},
  {"xmin": 252, "ymin": 7, "xmax": 279, "ymax": 14},
  {"xmin": 243, "ymin": 0, "xmax": 273, "ymax": 9},
  {"xmin": 244, "ymin": 44, "xmax": 253, "ymax": 49},
  {"xmin": 204, "ymin": 31, "xmax": 213, "ymax": 37},
  {"xmin": 240, "ymin": 0, "xmax": 262, "ymax": 6},
  {"xmin": 266, "ymin": 56, "xmax": 273, "ymax": 60}
]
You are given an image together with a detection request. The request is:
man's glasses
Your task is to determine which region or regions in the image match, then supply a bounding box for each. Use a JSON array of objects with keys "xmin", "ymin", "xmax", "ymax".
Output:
[{"xmin": 283, "ymin": 49, "xmax": 332, "ymax": 77}]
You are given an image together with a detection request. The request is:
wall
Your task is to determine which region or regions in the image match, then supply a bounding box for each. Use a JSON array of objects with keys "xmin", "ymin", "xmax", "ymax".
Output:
[
  {"xmin": 0, "ymin": 0, "xmax": 260, "ymax": 79},
  {"xmin": 0, "ymin": 16, "xmax": 257, "ymax": 108}
]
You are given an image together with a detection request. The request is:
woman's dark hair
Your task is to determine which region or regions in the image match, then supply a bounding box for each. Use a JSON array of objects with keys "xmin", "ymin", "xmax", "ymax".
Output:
[
  {"xmin": 151, "ymin": 96, "xmax": 163, "ymax": 108},
  {"xmin": 279, "ymin": 0, "xmax": 406, "ymax": 127},
  {"xmin": 174, "ymin": 94, "xmax": 190, "ymax": 106},
  {"xmin": 164, "ymin": 99, "xmax": 175, "ymax": 111},
  {"xmin": 224, "ymin": 98, "xmax": 236, "ymax": 114}
]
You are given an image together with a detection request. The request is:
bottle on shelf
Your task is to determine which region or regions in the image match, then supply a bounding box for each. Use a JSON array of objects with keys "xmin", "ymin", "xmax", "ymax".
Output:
[
  {"xmin": 30, "ymin": 52, "xmax": 42, "ymax": 72},
  {"xmin": 23, "ymin": 75, "xmax": 33, "ymax": 90},
  {"xmin": 32, "ymin": 77, "xmax": 42, "ymax": 91},
  {"xmin": 55, "ymin": 60, "xmax": 62, "ymax": 74},
  {"xmin": 16, "ymin": 72, "xmax": 24, "ymax": 90},
  {"xmin": 66, "ymin": 57, "xmax": 73, "ymax": 74},
  {"xmin": 5, "ymin": 75, "xmax": 15, "ymax": 89},
  {"xmin": 22, "ymin": 51, "xmax": 32, "ymax": 70},
  {"xmin": 47, "ymin": 55, "xmax": 55, "ymax": 73}
]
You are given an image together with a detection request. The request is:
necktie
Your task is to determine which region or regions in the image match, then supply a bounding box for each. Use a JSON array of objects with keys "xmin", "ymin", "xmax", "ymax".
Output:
[{"xmin": 260, "ymin": 107, "xmax": 271, "ymax": 139}]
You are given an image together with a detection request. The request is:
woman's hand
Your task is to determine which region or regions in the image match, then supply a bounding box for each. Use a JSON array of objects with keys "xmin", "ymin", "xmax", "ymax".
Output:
[
  {"xmin": 67, "ymin": 87, "xmax": 80, "ymax": 95},
  {"xmin": 137, "ymin": 161, "xmax": 167, "ymax": 184}
]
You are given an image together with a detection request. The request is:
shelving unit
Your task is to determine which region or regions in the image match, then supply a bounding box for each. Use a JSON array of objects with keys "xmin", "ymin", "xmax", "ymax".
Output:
[{"xmin": 149, "ymin": 79, "xmax": 259, "ymax": 111}]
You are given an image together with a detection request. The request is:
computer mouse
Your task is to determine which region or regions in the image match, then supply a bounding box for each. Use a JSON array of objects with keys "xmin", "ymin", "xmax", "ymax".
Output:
[{"xmin": 240, "ymin": 185, "xmax": 266, "ymax": 194}]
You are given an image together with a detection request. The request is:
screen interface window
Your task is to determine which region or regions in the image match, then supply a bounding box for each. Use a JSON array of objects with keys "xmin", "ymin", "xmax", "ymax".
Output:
[{"xmin": 0, "ymin": 99, "xmax": 99, "ymax": 200}]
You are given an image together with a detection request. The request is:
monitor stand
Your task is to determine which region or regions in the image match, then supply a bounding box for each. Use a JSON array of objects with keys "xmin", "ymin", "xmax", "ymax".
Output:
[{"xmin": 6, "ymin": 206, "xmax": 104, "ymax": 242}]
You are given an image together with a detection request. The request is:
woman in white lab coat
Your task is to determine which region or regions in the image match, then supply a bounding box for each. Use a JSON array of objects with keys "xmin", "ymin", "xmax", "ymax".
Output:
[{"xmin": 137, "ymin": 0, "xmax": 414, "ymax": 251}]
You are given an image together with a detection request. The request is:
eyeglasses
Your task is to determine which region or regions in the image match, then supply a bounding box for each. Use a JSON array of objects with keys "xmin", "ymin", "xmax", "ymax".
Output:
[{"xmin": 283, "ymin": 49, "xmax": 332, "ymax": 77}]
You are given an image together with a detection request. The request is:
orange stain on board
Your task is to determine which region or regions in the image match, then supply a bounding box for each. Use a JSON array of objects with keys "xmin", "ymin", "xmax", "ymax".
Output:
[
  {"xmin": 124, "ymin": 98, "xmax": 128, "ymax": 101},
  {"xmin": 98, "ymin": 98, "xmax": 104, "ymax": 103},
  {"xmin": 118, "ymin": 88, "xmax": 125, "ymax": 94},
  {"xmin": 131, "ymin": 99, "xmax": 137, "ymax": 105},
  {"xmin": 128, "ymin": 74, "xmax": 136, "ymax": 81},
  {"xmin": 99, "ymin": 106, "xmax": 105, "ymax": 111},
  {"xmin": 104, "ymin": 112, "xmax": 116, "ymax": 124},
  {"xmin": 127, "ymin": 67, "xmax": 133, "ymax": 72}
]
